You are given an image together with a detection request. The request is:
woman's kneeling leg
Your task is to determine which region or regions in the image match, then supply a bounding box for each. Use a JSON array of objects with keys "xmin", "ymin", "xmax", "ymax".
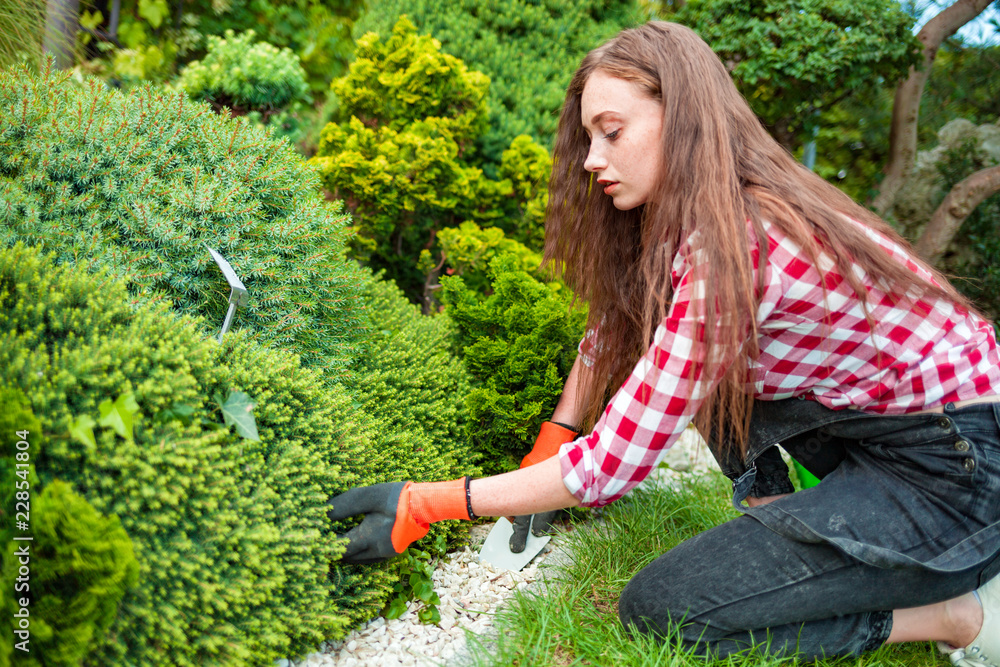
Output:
[{"xmin": 618, "ymin": 514, "xmax": 981, "ymax": 659}]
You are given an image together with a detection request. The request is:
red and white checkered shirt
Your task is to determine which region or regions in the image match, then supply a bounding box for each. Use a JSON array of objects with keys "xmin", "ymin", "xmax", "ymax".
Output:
[{"xmin": 560, "ymin": 218, "xmax": 1000, "ymax": 507}]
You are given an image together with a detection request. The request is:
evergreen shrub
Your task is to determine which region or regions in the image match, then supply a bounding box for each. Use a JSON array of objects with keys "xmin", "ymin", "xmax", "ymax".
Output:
[
  {"xmin": 311, "ymin": 18, "xmax": 553, "ymax": 302},
  {"xmin": 0, "ymin": 479, "xmax": 139, "ymax": 667},
  {"xmin": 440, "ymin": 255, "xmax": 587, "ymax": 476},
  {"xmin": 191, "ymin": 0, "xmax": 366, "ymax": 94},
  {"xmin": 332, "ymin": 17, "xmax": 489, "ymax": 146},
  {"xmin": 354, "ymin": 275, "xmax": 473, "ymax": 473},
  {"xmin": 419, "ymin": 219, "xmax": 543, "ymax": 299},
  {"xmin": 350, "ymin": 274, "xmax": 480, "ymax": 545},
  {"xmin": 675, "ymin": 0, "xmax": 920, "ymax": 148},
  {"xmin": 355, "ymin": 0, "xmax": 641, "ymax": 169},
  {"xmin": 0, "ymin": 63, "xmax": 366, "ymax": 380},
  {"xmin": 176, "ymin": 29, "xmax": 311, "ymax": 118},
  {"xmin": 0, "ymin": 244, "xmax": 399, "ymax": 666}
]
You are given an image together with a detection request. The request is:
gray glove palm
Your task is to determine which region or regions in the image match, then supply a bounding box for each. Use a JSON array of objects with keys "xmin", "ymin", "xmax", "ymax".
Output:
[{"xmin": 509, "ymin": 510, "xmax": 560, "ymax": 553}]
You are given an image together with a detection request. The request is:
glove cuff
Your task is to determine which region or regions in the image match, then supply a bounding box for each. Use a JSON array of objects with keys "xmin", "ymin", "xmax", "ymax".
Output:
[
  {"xmin": 409, "ymin": 478, "xmax": 472, "ymax": 524},
  {"xmin": 391, "ymin": 478, "xmax": 471, "ymax": 553},
  {"xmin": 520, "ymin": 421, "xmax": 579, "ymax": 469}
]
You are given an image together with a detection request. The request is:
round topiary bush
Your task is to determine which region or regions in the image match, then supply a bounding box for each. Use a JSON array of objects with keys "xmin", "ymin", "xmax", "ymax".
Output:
[
  {"xmin": 0, "ymin": 243, "xmax": 396, "ymax": 666},
  {"xmin": 176, "ymin": 29, "xmax": 311, "ymax": 117},
  {"xmin": 0, "ymin": 62, "xmax": 366, "ymax": 381}
]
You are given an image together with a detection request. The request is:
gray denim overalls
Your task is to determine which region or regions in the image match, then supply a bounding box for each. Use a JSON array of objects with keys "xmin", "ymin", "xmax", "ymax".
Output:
[{"xmin": 618, "ymin": 397, "xmax": 1000, "ymax": 658}]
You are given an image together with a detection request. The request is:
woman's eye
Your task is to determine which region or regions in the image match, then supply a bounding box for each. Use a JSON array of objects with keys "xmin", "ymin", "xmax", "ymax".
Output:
[{"xmin": 603, "ymin": 129, "xmax": 620, "ymax": 141}]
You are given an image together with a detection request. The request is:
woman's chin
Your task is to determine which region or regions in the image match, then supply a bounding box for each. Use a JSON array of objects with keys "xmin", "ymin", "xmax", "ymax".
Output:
[{"xmin": 611, "ymin": 197, "xmax": 641, "ymax": 211}]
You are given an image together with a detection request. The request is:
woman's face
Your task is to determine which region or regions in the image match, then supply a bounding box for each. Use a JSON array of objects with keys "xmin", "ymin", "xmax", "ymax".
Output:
[{"xmin": 581, "ymin": 70, "xmax": 664, "ymax": 211}]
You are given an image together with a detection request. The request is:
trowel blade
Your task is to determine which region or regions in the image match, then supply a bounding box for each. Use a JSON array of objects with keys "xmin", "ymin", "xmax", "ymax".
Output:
[{"xmin": 478, "ymin": 517, "xmax": 550, "ymax": 571}]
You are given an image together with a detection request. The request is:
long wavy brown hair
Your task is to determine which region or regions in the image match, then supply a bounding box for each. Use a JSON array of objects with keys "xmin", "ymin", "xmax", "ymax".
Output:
[{"xmin": 545, "ymin": 21, "xmax": 976, "ymax": 459}]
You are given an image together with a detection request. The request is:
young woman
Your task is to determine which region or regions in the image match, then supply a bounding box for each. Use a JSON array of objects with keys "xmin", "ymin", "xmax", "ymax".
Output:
[{"xmin": 328, "ymin": 21, "xmax": 1000, "ymax": 662}]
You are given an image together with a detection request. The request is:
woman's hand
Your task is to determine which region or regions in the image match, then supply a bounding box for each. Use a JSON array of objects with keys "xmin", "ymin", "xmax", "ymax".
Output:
[
  {"xmin": 507, "ymin": 421, "xmax": 579, "ymax": 553},
  {"xmin": 328, "ymin": 460, "xmax": 578, "ymax": 564},
  {"xmin": 328, "ymin": 478, "xmax": 471, "ymax": 564}
]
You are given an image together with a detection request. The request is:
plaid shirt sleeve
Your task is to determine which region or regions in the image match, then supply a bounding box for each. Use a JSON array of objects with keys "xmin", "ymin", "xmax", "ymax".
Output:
[{"xmin": 559, "ymin": 241, "xmax": 740, "ymax": 507}]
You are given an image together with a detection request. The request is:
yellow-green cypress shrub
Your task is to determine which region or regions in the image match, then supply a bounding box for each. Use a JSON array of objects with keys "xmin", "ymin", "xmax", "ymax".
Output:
[
  {"xmin": 0, "ymin": 478, "xmax": 139, "ymax": 667},
  {"xmin": 0, "ymin": 244, "xmax": 394, "ymax": 665},
  {"xmin": 310, "ymin": 17, "xmax": 553, "ymax": 301}
]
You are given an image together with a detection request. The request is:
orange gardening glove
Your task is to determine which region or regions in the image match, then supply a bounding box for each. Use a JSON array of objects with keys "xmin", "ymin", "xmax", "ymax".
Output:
[
  {"xmin": 511, "ymin": 421, "xmax": 579, "ymax": 553},
  {"xmin": 327, "ymin": 478, "xmax": 473, "ymax": 564},
  {"xmin": 519, "ymin": 421, "xmax": 579, "ymax": 469}
]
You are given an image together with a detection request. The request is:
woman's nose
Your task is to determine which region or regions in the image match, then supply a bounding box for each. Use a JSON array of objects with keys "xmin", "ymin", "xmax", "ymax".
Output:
[{"xmin": 584, "ymin": 143, "xmax": 606, "ymax": 173}]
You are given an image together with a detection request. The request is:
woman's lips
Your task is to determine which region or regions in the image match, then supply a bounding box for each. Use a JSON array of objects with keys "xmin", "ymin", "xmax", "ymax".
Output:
[{"xmin": 602, "ymin": 182, "xmax": 619, "ymax": 195}]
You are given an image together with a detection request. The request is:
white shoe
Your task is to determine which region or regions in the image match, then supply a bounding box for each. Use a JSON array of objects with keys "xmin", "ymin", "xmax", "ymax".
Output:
[{"xmin": 938, "ymin": 573, "xmax": 1000, "ymax": 667}]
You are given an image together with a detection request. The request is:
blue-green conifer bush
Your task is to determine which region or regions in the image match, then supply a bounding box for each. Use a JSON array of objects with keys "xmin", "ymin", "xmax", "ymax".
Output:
[
  {"xmin": 0, "ymin": 62, "xmax": 365, "ymax": 380},
  {"xmin": 0, "ymin": 244, "xmax": 394, "ymax": 665},
  {"xmin": 440, "ymin": 255, "xmax": 586, "ymax": 475}
]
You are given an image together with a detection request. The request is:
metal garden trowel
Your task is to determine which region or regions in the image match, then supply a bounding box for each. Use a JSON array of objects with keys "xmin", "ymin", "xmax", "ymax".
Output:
[{"xmin": 478, "ymin": 516, "xmax": 551, "ymax": 571}]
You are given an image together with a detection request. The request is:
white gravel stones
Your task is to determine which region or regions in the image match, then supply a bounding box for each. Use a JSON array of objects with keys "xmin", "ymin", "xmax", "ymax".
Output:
[
  {"xmin": 291, "ymin": 528, "xmax": 556, "ymax": 667},
  {"xmin": 289, "ymin": 428, "xmax": 715, "ymax": 667}
]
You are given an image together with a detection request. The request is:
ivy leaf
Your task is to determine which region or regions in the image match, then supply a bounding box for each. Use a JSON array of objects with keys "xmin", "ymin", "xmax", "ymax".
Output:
[
  {"xmin": 218, "ymin": 391, "xmax": 260, "ymax": 441},
  {"xmin": 98, "ymin": 393, "xmax": 141, "ymax": 443},
  {"xmin": 155, "ymin": 403, "xmax": 196, "ymax": 426},
  {"xmin": 411, "ymin": 578, "xmax": 438, "ymax": 605},
  {"xmin": 138, "ymin": 0, "xmax": 169, "ymax": 29},
  {"xmin": 417, "ymin": 605, "xmax": 440, "ymax": 625},
  {"xmin": 384, "ymin": 596, "xmax": 408, "ymax": 619},
  {"xmin": 68, "ymin": 414, "xmax": 97, "ymax": 451}
]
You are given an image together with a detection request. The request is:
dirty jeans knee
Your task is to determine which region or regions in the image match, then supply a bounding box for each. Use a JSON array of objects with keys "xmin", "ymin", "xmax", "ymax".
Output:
[
  {"xmin": 618, "ymin": 575, "xmax": 665, "ymax": 639},
  {"xmin": 618, "ymin": 565, "xmax": 706, "ymax": 644}
]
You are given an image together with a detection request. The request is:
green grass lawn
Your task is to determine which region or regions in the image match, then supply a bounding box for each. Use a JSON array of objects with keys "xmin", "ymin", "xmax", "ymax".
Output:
[{"xmin": 462, "ymin": 473, "xmax": 948, "ymax": 667}]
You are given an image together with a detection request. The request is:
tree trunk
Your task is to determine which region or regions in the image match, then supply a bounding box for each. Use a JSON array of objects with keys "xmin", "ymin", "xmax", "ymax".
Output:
[
  {"xmin": 109, "ymin": 0, "xmax": 121, "ymax": 41},
  {"xmin": 913, "ymin": 165, "xmax": 1000, "ymax": 264},
  {"xmin": 43, "ymin": 0, "xmax": 80, "ymax": 69},
  {"xmin": 870, "ymin": 0, "xmax": 994, "ymax": 215}
]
